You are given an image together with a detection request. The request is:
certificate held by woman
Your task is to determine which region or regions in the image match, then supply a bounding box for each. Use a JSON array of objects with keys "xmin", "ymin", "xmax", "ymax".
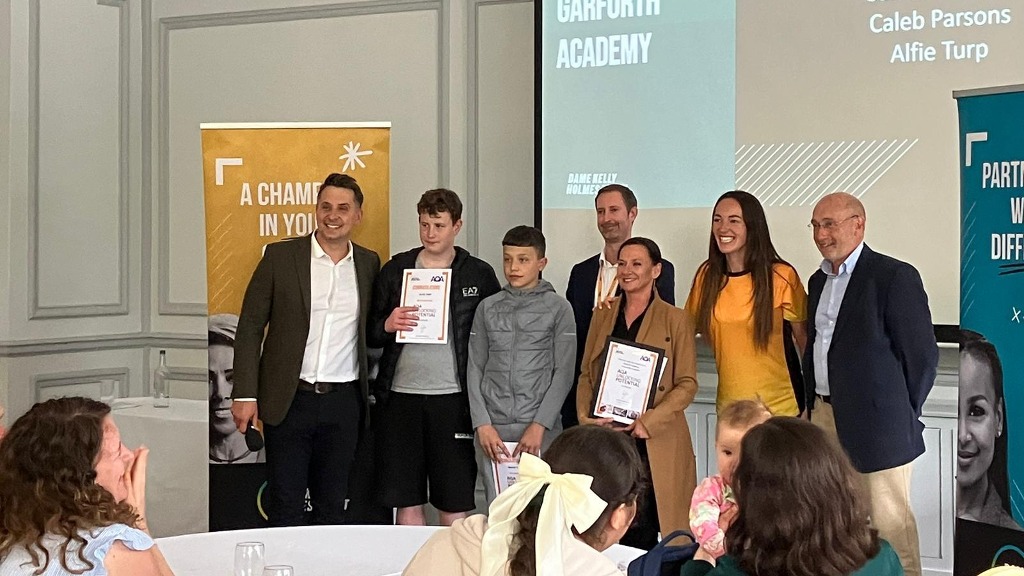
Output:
[{"xmin": 592, "ymin": 337, "xmax": 667, "ymax": 425}]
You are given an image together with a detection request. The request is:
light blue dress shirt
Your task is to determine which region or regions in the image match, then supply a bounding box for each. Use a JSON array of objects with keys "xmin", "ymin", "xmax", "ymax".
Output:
[
  {"xmin": 0, "ymin": 523, "xmax": 153, "ymax": 576},
  {"xmin": 813, "ymin": 241, "xmax": 866, "ymax": 396}
]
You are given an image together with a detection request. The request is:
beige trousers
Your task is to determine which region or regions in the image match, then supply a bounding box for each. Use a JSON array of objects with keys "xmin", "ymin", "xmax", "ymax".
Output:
[{"xmin": 811, "ymin": 398, "xmax": 922, "ymax": 576}]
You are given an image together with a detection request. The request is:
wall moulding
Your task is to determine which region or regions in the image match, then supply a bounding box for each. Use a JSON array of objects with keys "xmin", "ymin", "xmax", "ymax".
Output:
[
  {"xmin": 155, "ymin": 0, "xmax": 449, "ymax": 316},
  {"xmin": 27, "ymin": 0, "xmax": 131, "ymax": 319},
  {"xmin": 0, "ymin": 332, "xmax": 206, "ymax": 358}
]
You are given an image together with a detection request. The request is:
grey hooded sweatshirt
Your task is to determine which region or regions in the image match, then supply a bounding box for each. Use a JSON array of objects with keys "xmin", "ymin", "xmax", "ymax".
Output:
[{"xmin": 467, "ymin": 279, "xmax": 577, "ymax": 430}]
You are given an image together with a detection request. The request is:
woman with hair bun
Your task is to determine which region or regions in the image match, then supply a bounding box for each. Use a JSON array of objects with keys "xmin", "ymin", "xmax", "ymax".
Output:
[{"xmin": 577, "ymin": 237, "xmax": 698, "ymax": 549}]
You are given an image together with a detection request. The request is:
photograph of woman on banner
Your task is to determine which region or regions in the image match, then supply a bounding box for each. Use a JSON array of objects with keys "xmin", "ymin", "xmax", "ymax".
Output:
[
  {"xmin": 209, "ymin": 314, "xmax": 265, "ymax": 464},
  {"xmin": 958, "ymin": 329, "xmax": 1022, "ymax": 530}
]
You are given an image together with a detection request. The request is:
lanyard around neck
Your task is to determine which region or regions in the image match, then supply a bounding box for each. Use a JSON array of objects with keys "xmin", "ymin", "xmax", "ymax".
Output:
[{"xmin": 595, "ymin": 261, "xmax": 619, "ymax": 305}]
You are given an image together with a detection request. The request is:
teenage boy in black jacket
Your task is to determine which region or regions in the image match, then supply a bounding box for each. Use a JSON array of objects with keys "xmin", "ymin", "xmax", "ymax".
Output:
[{"xmin": 369, "ymin": 188, "xmax": 500, "ymax": 525}]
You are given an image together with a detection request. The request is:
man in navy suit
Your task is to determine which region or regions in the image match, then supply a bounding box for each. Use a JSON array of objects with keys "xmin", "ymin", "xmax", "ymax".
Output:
[
  {"xmin": 562, "ymin": 184, "xmax": 675, "ymax": 428},
  {"xmin": 803, "ymin": 192, "xmax": 938, "ymax": 576}
]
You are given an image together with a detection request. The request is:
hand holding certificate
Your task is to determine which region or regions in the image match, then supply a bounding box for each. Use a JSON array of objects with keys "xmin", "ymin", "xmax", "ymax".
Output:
[
  {"xmin": 492, "ymin": 442, "xmax": 525, "ymax": 496},
  {"xmin": 396, "ymin": 268, "xmax": 451, "ymax": 344},
  {"xmin": 592, "ymin": 338, "xmax": 667, "ymax": 426}
]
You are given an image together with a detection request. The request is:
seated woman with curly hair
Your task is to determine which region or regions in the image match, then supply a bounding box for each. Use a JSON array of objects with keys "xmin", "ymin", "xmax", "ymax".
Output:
[
  {"xmin": 682, "ymin": 416, "xmax": 903, "ymax": 576},
  {"xmin": 0, "ymin": 397, "xmax": 175, "ymax": 576}
]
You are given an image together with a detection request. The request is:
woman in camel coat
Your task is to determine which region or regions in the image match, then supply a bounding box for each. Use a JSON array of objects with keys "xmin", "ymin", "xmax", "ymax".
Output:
[{"xmin": 577, "ymin": 237, "xmax": 698, "ymax": 549}]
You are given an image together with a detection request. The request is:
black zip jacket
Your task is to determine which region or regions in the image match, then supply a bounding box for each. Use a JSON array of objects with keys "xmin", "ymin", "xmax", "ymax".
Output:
[{"xmin": 368, "ymin": 246, "xmax": 501, "ymax": 402}]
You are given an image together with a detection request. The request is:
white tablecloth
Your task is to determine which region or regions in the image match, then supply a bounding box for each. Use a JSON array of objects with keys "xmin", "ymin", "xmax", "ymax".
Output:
[
  {"xmin": 113, "ymin": 397, "xmax": 207, "ymax": 538},
  {"xmin": 157, "ymin": 525, "xmax": 645, "ymax": 576}
]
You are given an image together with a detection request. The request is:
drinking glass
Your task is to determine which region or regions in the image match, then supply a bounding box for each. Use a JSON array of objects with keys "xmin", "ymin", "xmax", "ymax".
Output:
[
  {"xmin": 261, "ymin": 566, "xmax": 293, "ymax": 576},
  {"xmin": 234, "ymin": 542, "xmax": 265, "ymax": 576}
]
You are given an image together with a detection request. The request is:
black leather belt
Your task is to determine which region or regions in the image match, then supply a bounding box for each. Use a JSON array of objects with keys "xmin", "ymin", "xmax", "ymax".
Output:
[
  {"xmin": 817, "ymin": 394, "xmax": 832, "ymax": 405},
  {"xmin": 297, "ymin": 379, "xmax": 356, "ymax": 394}
]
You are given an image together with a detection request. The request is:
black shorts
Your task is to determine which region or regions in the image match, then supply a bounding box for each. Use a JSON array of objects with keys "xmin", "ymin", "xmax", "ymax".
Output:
[{"xmin": 376, "ymin": 392, "xmax": 477, "ymax": 512}]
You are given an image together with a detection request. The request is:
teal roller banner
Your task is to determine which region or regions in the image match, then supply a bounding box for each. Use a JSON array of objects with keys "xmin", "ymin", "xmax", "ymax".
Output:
[{"xmin": 955, "ymin": 84, "xmax": 1024, "ymax": 575}]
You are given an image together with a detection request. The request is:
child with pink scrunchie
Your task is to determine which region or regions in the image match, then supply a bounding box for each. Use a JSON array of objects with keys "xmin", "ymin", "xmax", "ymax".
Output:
[{"xmin": 689, "ymin": 399, "xmax": 772, "ymax": 559}]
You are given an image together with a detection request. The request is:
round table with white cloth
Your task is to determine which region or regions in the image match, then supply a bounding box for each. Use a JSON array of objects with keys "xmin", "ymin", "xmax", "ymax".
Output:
[{"xmin": 157, "ymin": 525, "xmax": 646, "ymax": 576}]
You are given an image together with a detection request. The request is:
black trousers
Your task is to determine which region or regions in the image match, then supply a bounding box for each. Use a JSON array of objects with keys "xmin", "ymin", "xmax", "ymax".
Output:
[
  {"xmin": 263, "ymin": 384, "xmax": 361, "ymax": 526},
  {"xmin": 560, "ymin": 378, "xmax": 580, "ymax": 429},
  {"xmin": 619, "ymin": 439, "xmax": 660, "ymax": 550},
  {"xmin": 340, "ymin": 422, "xmax": 393, "ymax": 524}
]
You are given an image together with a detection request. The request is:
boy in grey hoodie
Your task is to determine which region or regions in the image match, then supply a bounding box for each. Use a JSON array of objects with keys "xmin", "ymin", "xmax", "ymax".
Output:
[{"xmin": 467, "ymin": 225, "xmax": 577, "ymax": 504}]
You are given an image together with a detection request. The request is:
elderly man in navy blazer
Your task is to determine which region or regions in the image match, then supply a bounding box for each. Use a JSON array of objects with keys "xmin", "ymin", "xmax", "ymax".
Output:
[
  {"xmin": 803, "ymin": 192, "xmax": 938, "ymax": 576},
  {"xmin": 562, "ymin": 184, "xmax": 675, "ymax": 428}
]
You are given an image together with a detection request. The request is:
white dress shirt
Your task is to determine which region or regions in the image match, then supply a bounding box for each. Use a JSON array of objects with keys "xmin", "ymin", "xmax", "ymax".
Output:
[
  {"xmin": 593, "ymin": 252, "xmax": 619, "ymax": 307},
  {"xmin": 813, "ymin": 241, "xmax": 865, "ymax": 396},
  {"xmin": 299, "ymin": 237, "xmax": 360, "ymax": 383}
]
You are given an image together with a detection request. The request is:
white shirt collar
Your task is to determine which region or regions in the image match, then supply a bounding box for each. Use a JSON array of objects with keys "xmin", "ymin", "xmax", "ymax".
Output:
[
  {"xmin": 820, "ymin": 241, "xmax": 865, "ymax": 277},
  {"xmin": 312, "ymin": 234, "xmax": 354, "ymax": 263},
  {"xmin": 599, "ymin": 249, "xmax": 617, "ymax": 268}
]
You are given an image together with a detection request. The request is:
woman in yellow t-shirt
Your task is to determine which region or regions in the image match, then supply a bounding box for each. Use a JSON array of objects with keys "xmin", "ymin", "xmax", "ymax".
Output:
[{"xmin": 685, "ymin": 191, "xmax": 808, "ymax": 416}]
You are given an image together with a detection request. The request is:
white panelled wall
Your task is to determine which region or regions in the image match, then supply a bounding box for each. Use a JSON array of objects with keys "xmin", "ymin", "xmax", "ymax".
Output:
[
  {"xmin": 0, "ymin": 0, "xmax": 535, "ymax": 416},
  {"xmin": 0, "ymin": 2, "xmax": 956, "ymax": 573}
]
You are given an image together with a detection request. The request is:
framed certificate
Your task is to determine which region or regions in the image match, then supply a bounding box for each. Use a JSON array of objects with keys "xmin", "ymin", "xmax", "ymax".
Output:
[
  {"xmin": 491, "ymin": 442, "xmax": 523, "ymax": 495},
  {"xmin": 396, "ymin": 268, "xmax": 451, "ymax": 344},
  {"xmin": 591, "ymin": 337, "xmax": 667, "ymax": 425}
]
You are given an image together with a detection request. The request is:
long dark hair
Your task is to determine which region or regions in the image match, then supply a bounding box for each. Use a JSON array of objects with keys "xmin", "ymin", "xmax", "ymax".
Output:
[
  {"xmin": 508, "ymin": 425, "xmax": 644, "ymax": 576},
  {"xmin": 960, "ymin": 329, "xmax": 1012, "ymax": 517},
  {"xmin": 0, "ymin": 397, "xmax": 139, "ymax": 575},
  {"xmin": 727, "ymin": 417, "xmax": 880, "ymax": 576},
  {"xmin": 692, "ymin": 191, "xmax": 793, "ymax": 351}
]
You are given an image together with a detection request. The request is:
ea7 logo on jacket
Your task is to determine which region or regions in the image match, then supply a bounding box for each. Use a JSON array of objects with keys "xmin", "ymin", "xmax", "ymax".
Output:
[{"xmin": 462, "ymin": 286, "xmax": 479, "ymax": 297}]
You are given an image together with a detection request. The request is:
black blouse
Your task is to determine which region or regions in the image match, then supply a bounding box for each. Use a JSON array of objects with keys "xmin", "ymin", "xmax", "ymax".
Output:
[{"xmin": 611, "ymin": 291, "xmax": 655, "ymax": 342}]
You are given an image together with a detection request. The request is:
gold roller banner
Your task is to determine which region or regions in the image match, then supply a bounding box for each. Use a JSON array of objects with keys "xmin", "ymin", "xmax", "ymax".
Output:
[{"xmin": 201, "ymin": 122, "xmax": 390, "ymax": 530}]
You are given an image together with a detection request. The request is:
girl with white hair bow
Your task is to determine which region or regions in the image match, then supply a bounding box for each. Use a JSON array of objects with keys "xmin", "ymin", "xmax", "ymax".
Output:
[{"xmin": 403, "ymin": 425, "xmax": 644, "ymax": 576}]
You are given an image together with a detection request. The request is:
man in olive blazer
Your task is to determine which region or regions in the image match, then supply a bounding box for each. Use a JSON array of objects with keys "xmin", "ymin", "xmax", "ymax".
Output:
[
  {"xmin": 232, "ymin": 235, "xmax": 379, "ymax": 423},
  {"xmin": 232, "ymin": 173, "xmax": 380, "ymax": 526}
]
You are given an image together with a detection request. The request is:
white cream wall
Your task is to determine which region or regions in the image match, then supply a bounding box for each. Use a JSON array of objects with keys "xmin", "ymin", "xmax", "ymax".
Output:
[
  {"xmin": 472, "ymin": 1, "xmax": 535, "ymax": 267},
  {"xmin": 0, "ymin": 0, "xmax": 11, "ymax": 342},
  {"xmin": 0, "ymin": 0, "xmax": 535, "ymax": 423},
  {"xmin": 1, "ymin": 1, "xmax": 12, "ymax": 425}
]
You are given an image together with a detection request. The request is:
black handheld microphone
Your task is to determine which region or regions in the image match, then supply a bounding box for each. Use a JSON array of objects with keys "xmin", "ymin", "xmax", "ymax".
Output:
[{"xmin": 244, "ymin": 420, "xmax": 265, "ymax": 452}]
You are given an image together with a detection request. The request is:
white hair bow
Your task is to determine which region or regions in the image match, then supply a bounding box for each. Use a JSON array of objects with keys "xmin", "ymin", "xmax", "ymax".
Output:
[{"xmin": 480, "ymin": 453, "xmax": 608, "ymax": 576}]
